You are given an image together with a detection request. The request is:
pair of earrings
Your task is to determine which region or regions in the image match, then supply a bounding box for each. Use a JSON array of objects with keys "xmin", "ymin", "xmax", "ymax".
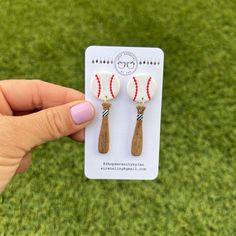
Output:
[{"xmin": 91, "ymin": 72, "xmax": 157, "ymax": 156}]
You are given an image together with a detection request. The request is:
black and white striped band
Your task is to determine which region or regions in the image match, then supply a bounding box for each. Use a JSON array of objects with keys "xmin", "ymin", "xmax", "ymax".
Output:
[
  {"xmin": 137, "ymin": 114, "xmax": 144, "ymax": 121},
  {"xmin": 103, "ymin": 110, "xmax": 109, "ymax": 117}
]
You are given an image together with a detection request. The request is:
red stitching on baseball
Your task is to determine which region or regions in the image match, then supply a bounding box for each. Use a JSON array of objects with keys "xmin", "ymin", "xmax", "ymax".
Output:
[
  {"xmin": 147, "ymin": 76, "xmax": 152, "ymax": 100},
  {"xmin": 133, "ymin": 77, "xmax": 138, "ymax": 101},
  {"xmin": 95, "ymin": 74, "xmax": 101, "ymax": 98},
  {"xmin": 146, "ymin": 76, "xmax": 152, "ymax": 100},
  {"xmin": 110, "ymin": 74, "xmax": 115, "ymax": 99}
]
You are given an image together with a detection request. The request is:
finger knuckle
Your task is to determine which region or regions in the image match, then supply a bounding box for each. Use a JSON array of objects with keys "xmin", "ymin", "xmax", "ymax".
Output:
[
  {"xmin": 0, "ymin": 116, "xmax": 26, "ymax": 156},
  {"xmin": 0, "ymin": 116, "xmax": 16, "ymax": 138},
  {"xmin": 44, "ymin": 109, "xmax": 67, "ymax": 139}
]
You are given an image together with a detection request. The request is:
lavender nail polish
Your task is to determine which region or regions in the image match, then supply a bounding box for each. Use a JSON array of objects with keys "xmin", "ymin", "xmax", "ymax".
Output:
[{"xmin": 70, "ymin": 102, "xmax": 94, "ymax": 125}]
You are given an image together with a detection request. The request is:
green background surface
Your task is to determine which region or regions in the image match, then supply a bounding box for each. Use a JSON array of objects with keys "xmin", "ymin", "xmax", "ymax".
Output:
[{"xmin": 0, "ymin": 0, "xmax": 235, "ymax": 235}]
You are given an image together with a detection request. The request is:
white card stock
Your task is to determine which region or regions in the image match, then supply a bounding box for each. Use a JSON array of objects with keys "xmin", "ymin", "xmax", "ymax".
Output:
[{"xmin": 85, "ymin": 46, "xmax": 164, "ymax": 180}]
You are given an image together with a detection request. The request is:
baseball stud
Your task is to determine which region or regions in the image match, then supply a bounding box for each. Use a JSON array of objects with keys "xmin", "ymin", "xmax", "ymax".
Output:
[
  {"xmin": 90, "ymin": 72, "xmax": 120, "ymax": 154},
  {"xmin": 127, "ymin": 74, "xmax": 157, "ymax": 156},
  {"xmin": 127, "ymin": 73, "xmax": 157, "ymax": 103},
  {"xmin": 91, "ymin": 72, "xmax": 120, "ymax": 101}
]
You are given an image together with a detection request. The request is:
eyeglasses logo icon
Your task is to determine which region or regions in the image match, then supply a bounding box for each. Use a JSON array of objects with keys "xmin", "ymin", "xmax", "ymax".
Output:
[
  {"xmin": 115, "ymin": 51, "xmax": 138, "ymax": 76},
  {"xmin": 117, "ymin": 61, "xmax": 135, "ymax": 69}
]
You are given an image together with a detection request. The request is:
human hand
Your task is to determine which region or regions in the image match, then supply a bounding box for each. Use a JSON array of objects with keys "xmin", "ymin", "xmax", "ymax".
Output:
[{"xmin": 0, "ymin": 80, "xmax": 95, "ymax": 193}]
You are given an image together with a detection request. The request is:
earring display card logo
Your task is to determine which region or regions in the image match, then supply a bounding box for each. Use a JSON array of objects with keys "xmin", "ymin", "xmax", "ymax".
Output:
[{"xmin": 85, "ymin": 46, "xmax": 164, "ymax": 180}]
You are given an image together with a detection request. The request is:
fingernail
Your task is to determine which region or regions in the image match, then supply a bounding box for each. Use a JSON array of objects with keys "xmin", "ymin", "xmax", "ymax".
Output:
[{"xmin": 70, "ymin": 102, "xmax": 94, "ymax": 125}]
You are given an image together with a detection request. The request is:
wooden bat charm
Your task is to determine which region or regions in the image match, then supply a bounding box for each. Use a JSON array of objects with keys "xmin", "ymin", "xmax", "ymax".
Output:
[
  {"xmin": 98, "ymin": 101, "xmax": 111, "ymax": 153},
  {"xmin": 131, "ymin": 105, "xmax": 146, "ymax": 156}
]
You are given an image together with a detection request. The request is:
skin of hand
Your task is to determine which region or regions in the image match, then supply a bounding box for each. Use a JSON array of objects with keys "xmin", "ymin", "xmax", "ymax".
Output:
[{"xmin": 0, "ymin": 80, "xmax": 95, "ymax": 193}]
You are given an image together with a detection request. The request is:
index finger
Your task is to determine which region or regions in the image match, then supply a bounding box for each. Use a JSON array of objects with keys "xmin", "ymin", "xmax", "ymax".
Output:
[{"xmin": 0, "ymin": 79, "xmax": 84, "ymax": 112}]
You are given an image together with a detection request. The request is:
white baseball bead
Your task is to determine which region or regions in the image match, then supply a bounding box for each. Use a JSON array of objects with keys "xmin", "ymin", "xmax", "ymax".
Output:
[
  {"xmin": 127, "ymin": 74, "xmax": 157, "ymax": 103},
  {"xmin": 90, "ymin": 72, "xmax": 120, "ymax": 101}
]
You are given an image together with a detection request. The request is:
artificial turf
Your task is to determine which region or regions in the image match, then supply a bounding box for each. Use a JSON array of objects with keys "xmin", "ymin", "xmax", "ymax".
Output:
[{"xmin": 0, "ymin": 0, "xmax": 236, "ymax": 235}]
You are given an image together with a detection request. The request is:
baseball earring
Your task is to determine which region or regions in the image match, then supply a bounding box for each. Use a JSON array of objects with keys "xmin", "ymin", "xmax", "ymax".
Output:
[
  {"xmin": 91, "ymin": 72, "xmax": 120, "ymax": 154},
  {"xmin": 127, "ymin": 74, "xmax": 157, "ymax": 156}
]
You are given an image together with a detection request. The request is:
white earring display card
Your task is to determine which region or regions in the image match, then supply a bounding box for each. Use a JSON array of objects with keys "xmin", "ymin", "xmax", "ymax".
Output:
[{"xmin": 85, "ymin": 46, "xmax": 164, "ymax": 180}]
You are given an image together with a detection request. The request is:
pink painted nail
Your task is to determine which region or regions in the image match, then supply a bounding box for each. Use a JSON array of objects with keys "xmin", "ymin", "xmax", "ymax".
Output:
[{"xmin": 70, "ymin": 102, "xmax": 94, "ymax": 125}]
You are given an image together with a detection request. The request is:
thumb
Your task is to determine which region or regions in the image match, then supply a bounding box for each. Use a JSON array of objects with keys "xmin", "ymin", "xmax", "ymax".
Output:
[{"xmin": 15, "ymin": 101, "xmax": 95, "ymax": 149}]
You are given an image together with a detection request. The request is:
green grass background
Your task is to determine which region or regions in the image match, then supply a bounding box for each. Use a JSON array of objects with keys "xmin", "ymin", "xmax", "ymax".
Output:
[{"xmin": 0, "ymin": 0, "xmax": 235, "ymax": 235}]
